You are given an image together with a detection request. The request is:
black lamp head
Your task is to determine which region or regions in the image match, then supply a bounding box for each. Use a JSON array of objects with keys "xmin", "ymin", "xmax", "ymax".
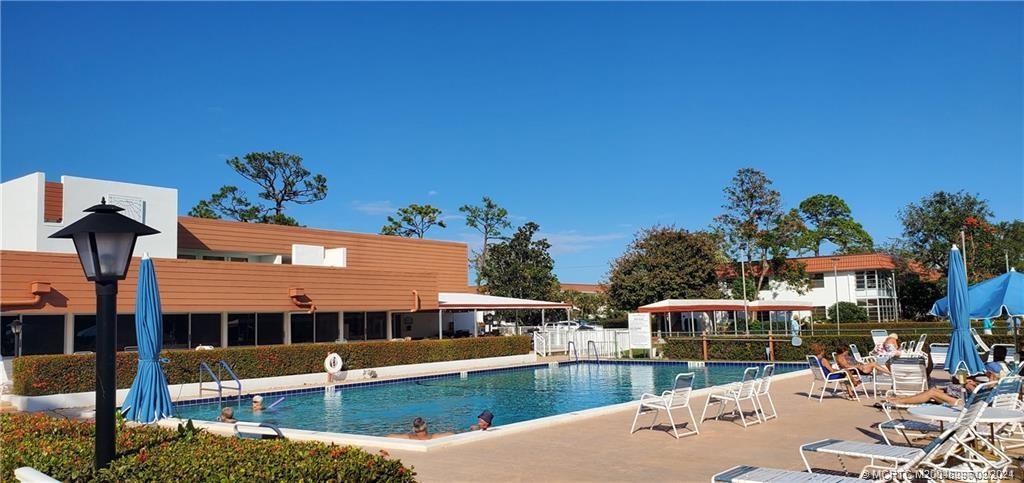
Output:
[{"xmin": 50, "ymin": 198, "xmax": 160, "ymax": 282}]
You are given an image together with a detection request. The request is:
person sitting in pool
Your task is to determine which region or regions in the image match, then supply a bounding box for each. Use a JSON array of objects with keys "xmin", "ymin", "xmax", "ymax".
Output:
[
  {"xmin": 835, "ymin": 345, "xmax": 890, "ymax": 376},
  {"xmin": 388, "ymin": 417, "xmax": 452, "ymax": 440},
  {"xmin": 251, "ymin": 395, "xmax": 264, "ymax": 412},
  {"xmin": 470, "ymin": 410, "xmax": 493, "ymax": 431},
  {"xmin": 217, "ymin": 406, "xmax": 237, "ymax": 423}
]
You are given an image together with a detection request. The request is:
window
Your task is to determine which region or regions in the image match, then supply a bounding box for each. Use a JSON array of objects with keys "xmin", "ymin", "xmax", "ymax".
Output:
[
  {"xmin": 229, "ymin": 257, "xmax": 248, "ymax": 263},
  {"xmin": 203, "ymin": 255, "xmax": 226, "ymax": 261},
  {"xmin": 177, "ymin": 254, "xmax": 197, "ymax": 260},
  {"xmin": 345, "ymin": 312, "xmax": 365, "ymax": 341},
  {"xmin": 291, "ymin": 313, "xmax": 340, "ymax": 344},
  {"xmin": 855, "ymin": 271, "xmax": 878, "ymax": 290},
  {"xmin": 19, "ymin": 315, "xmax": 65, "ymax": 355},
  {"xmin": 163, "ymin": 314, "xmax": 190, "ymax": 350},
  {"xmin": 291, "ymin": 313, "xmax": 314, "ymax": 344},
  {"xmin": 811, "ymin": 273, "xmax": 825, "ymax": 289},
  {"xmin": 1, "ymin": 316, "xmax": 17, "ymax": 356},
  {"xmin": 74, "ymin": 315, "xmax": 96, "ymax": 352},
  {"xmin": 256, "ymin": 313, "xmax": 284, "ymax": 345},
  {"xmin": 812, "ymin": 306, "xmax": 827, "ymax": 320},
  {"xmin": 116, "ymin": 314, "xmax": 136, "ymax": 351},
  {"xmin": 315, "ymin": 313, "xmax": 339, "ymax": 343},
  {"xmin": 190, "ymin": 313, "xmax": 222, "ymax": 347},
  {"xmin": 227, "ymin": 313, "xmax": 256, "ymax": 346},
  {"xmin": 366, "ymin": 312, "xmax": 387, "ymax": 340}
]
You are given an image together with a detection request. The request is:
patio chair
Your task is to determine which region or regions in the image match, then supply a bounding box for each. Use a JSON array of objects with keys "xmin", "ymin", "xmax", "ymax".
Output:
[
  {"xmin": 806, "ymin": 355, "xmax": 861, "ymax": 402},
  {"xmin": 929, "ymin": 343, "xmax": 948, "ymax": 371},
  {"xmin": 752, "ymin": 364, "xmax": 777, "ymax": 421},
  {"xmin": 971, "ymin": 328, "xmax": 991, "ymax": 355},
  {"xmin": 700, "ymin": 366, "xmax": 761, "ymax": 428},
  {"xmin": 629, "ymin": 372, "xmax": 699, "ymax": 439},
  {"xmin": 832, "ymin": 352, "xmax": 869, "ymax": 399},
  {"xmin": 878, "ymin": 381, "xmax": 995, "ymax": 446},
  {"xmin": 884, "ymin": 358, "xmax": 928, "ymax": 400},
  {"xmin": 903, "ymin": 334, "xmax": 926, "ymax": 356},
  {"xmin": 802, "ymin": 383, "xmax": 1010, "ymax": 475},
  {"xmin": 849, "ymin": 344, "xmax": 876, "ymax": 364},
  {"xmin": 870, "ymin": 329, "xmax": 888, "ymax": 349}
]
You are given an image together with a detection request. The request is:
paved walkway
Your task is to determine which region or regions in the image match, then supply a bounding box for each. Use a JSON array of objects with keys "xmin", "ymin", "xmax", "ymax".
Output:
[{"xmin": 375, "ymin": 373, "xmax": 1018, "ymax": 482}]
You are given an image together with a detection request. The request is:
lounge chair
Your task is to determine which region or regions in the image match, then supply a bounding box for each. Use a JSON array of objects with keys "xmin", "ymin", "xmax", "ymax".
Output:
[
  {"xmin": 870, "ymin": 329, "xmax": 888, "ymax": 349},
  {"xmin": 879, "ymin": 381, "xmax": 996, "ymax": 445},
  {"xmin": 849, "ymin": 344, "xmax": 876, "ymax": 364},
  {"xmin": 971, "ymin": 328, "xmax": 991, "ymax": 355},
  {"xmin": 700, "ymin": 366, "xmax": 761, "ymax": 428},
  {"xmin": 752, "ymin": 364, "xmax": 777, "ymax": 421},
  {"xmin": 884, "ymin": 358, "xmax": 928, "ymax": 400},
  {"xmin": 629, "ymin": 372, "xmax": 699, "ymax": 439},
  {"xmin": 806, "ymin": 355, "xmax": 861, "ymax": 402},
  {"xmin": 831, "ymin": 352, "xmax": 869, "ymax": 399},
  {"xmin": 929, "ymin": 343, "xmax": 948, "ymax": 371}
]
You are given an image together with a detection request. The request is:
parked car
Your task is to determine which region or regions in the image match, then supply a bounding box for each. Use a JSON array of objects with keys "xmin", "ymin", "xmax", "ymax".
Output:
[{"xmin": 547, "ymin": 320, "xmax": 598, "ymax": 331}]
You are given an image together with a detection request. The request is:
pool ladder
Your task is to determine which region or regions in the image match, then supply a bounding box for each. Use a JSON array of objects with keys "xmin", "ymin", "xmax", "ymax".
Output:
[
  {"xmin": 587, "ymin": 340, "xmax": 600, "ymax": 364},
  {"xmin": 199, "ymin": 360, "xmax": 243, "ymax": 407},
  {"xmin": 566, "ymin": 341, "xmax": 579, "ymax": 362}
]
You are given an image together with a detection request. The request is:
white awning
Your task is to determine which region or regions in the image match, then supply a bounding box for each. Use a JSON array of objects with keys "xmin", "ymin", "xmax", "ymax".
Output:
[
  {"xmin": 438, "ymin": 292, "xmax": 571, "ymax": 310},
  {"xmin": 638, "ymin": 299, "xmax": 813, "ymax": 313}
]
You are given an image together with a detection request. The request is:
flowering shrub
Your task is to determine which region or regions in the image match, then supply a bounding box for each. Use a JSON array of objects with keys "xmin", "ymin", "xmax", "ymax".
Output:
[
  {"xmin": 0, "ymin": 412, "xmax": 415, "ymax": 482},
  {"xmin": 13, "ymin": 336, "xmax": 531, "ymax": 396}
]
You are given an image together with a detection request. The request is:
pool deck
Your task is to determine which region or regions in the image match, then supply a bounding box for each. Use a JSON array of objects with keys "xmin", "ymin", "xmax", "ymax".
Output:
[{"xmin": 373, "ymin": 373, "xmax": 1022, "ymax": 482}]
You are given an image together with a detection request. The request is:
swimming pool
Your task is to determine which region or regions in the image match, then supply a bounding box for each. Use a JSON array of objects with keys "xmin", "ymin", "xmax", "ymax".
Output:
[{"xmin": 173, "ymin": 361, "xmax": 803, "ymax": 437}]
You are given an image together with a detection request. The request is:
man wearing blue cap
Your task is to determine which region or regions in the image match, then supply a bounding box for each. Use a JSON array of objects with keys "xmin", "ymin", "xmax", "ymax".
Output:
[{"xmin": 471, "ymin": 410, "xmax": 494, "ymax": 431}]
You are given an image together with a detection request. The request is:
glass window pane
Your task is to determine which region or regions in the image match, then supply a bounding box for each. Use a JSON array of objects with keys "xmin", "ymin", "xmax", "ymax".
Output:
[
  {"xmin": 20, "ymin": 315, "xmax": 65, "ymax": 355},
  {"xmin": 74, "ymin": 315, "xmax": 97, "ymax": 352},
  {"xmin": 344, "ymin": 312, "xmax": 365, "ymax": 341},
  {"xmin": 116, "ymin": 314, "xmax": 136, "ymax": 351},
  {"xmin": 366, "ymin": 312, "xmax": 386, "ymax": 340},
  {"xmin": 163, "ymin": 314, "xmax": 189, "ymax": 350},
  {"xmin": 227, "ymin": 313, "xmax": 256, "ymax": 346},
  {"xmin": 1, "ymin": 316, "xmax": 17, "ymax": 357},
  {"xmin": 291, "ymin": 313, "xmax": 314, "ymax": 344},
  {"xmin": 315, "ymin": 313, "xmax": 339, "ymax": 343},
  {"xmin": 190, "ymin": 313, "xmax": 221, "ymax": 348},
  {"xmin": 94, "ymin": 232, "xmax": 136, "ymax": 278},
  {"xmin": 256, "ymin": 313, "xmax": 283, "ymax": 345}
]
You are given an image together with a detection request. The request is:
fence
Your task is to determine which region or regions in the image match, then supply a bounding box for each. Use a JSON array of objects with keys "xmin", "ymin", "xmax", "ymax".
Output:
[{"xmin": 532, "ymin": 328, "xmax": 631, "ymax": 358}]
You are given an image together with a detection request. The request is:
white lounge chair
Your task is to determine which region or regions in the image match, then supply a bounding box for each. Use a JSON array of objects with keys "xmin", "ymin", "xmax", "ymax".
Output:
[
  {"xmin": 870, "ymin": 329, "xmax": 888, "ymax": 348},
  {"xmin": 752, "ymin": 364, "xmax": 777, "ymax": 421},
  {"xmin": 849, "ymin": 344, "xmax": 876, "ymax": 364},
  {"xmin": 629, "ymin": 372, "xmax": 699, "ymax": 439},
  {"xmin": 929, "ymin": 343, "xmax": 948, "ymax": 371},
  {"xmin": 885, "ymin": 358, "xmax": 928, "ymax": 400},
  {"xmin": 806, "ymin": 355, "xmax": 861, "ymax": 402},
  {"xmin": 700, "ymin": 366, "xmax": 761, "ymax": 428},
  {"xmin": 971, "ymin": 328, "xmax": 991, "ymax": 354}
]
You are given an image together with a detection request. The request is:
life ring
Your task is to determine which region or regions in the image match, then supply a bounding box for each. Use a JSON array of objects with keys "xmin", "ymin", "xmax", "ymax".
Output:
[{"xmin": 324, "ymin": 353, "xmax": 344, "ymax": 374}]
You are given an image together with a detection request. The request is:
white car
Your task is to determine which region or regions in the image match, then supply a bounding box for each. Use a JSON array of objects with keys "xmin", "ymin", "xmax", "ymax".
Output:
[{"xmin": 548, "ymin": 320, "xmax": 599, "ymax": 331}]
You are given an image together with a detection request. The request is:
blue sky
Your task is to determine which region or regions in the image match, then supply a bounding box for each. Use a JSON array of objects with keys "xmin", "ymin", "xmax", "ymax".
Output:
[{"xmin": 3, "ymin": 2, "xmax": 1022, "ymax": 283}]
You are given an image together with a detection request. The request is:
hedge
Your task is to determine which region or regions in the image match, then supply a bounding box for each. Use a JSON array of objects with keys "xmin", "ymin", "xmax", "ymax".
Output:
[
  {"xmin": 0, "ymin": 412, "xmax": 414, "ymax": 482},
  {"xmin": 13, "ymin": 336, "xmax": 532, "ymax": 396},
  {"xmin": 663, "ymin": 334, "xmax": 1020, "ymax": 362}
]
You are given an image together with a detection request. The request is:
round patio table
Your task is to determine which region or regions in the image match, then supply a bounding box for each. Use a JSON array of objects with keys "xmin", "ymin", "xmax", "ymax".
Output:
[{"xmin": 908, "ymin": 405, "xmax": 1024, "ymax": 443}]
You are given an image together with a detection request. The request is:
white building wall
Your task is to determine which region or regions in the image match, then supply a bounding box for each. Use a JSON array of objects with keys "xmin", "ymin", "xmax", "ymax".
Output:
[
  {"xmin": 759, "ymin": 270, "xmax": 858, "ymax": 307},
  {"xmin": 1, "ymin": 173, "xmax": 178, "ymax": 259}
]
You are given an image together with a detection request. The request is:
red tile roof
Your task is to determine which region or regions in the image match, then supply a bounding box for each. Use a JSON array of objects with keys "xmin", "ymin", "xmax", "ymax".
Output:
[{"xmin": 717, "ymin": 252, "xmax": 898, "ymax": 278}]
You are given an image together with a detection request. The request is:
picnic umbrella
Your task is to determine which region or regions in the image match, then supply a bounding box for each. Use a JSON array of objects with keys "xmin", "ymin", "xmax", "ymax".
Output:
[
  {"xmin": 930, "ymin": 268, "xmax": 1023, "ymax": 363},
  {"xmin": 120, "ymin": 255, "xmax": 173, "ymax": 423},
  {"xmin": 941, "ymin": 245, "xmax": 985, "ymax": 375}
]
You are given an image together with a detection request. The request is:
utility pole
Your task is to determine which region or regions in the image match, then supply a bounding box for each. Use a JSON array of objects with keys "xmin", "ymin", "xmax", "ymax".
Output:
[
  {"xmin": 832, "ymin": 257, "xmax": 841, "ymax": 334},
  {"xmin": 741, "ymin": 259, "xmax": 749, "ymax": 334}
]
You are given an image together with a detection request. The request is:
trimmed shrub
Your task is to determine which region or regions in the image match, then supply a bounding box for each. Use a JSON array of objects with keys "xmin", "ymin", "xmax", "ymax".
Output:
[
  {"xmin": 827, "ymin": 302, "xmax": 869, "ymax": 323},
  {"xmin": 664, "ymin": 334, "xmax": 1019, "ymax": 362},
  {"xmin": 0, "ymin": 412, "xmax": 414, "ymax": 482},
  {"xmin": 13, "ymin": 336, "xmax": 532, "ymax": 396}
]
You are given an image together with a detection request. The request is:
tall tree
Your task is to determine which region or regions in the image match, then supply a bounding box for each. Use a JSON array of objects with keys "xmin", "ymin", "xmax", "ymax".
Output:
[
  {"xmin": 606, "ymin": 226, "xmax": 723, "ymax": 311},
  {"xmin": 189, "ymin": 151, "xmax": 328, "ymax": 226},
  {"xmin": 797, "ymin": 194, "xmax": 874, "ymax": 255},
  {"xmin": 380, "ymin": 204, "xmax": 447, "ymax": 238},
  {"xmin": 560, "ymin": 289, "xmax": 607, "ymax": 320},
  {"xmin": 482, "ymin": 222, "xmax": 559, "ymax": 301},
  {"xmin": 713, "ymin": 168, "xmax": 810, "ymax": 295},
  {"xmin": 459, "ymin": 197, "xmax": 511, "ymax": 286},
  {"xmin": 897, "ymin": 191, "xmax": 994, "ymax": 279}
]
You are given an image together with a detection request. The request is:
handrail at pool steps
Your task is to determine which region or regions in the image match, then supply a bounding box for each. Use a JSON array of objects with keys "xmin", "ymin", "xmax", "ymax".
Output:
[
  {"xmin": 198, "ymin": 362, "xmax": 222, "ymax": 403},
  {"xmin": 217, "ymin": 360, "xmax": 243, "ymax": 406},
  {"xmin": 533, "ymin": 332, "xmax": 548, "ymax": 357},
  {"xmin": 566, "ymin": 340, "xmax": 579, "ymax": 362}
]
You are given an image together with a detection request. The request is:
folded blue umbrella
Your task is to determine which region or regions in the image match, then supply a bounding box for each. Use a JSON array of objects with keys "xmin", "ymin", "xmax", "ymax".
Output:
[
  {"xmin": 121, "ymin": 256, "xmax": 174, "ymax": 423},
  {"xmin": 942, "ymin": 246, "xmax": 986, "ymax": 376}
]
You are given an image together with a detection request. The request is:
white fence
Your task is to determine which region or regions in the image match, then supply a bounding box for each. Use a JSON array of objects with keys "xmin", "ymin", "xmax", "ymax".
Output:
[{"xmin": 533, "ymin": 329, "xmax": 630, "ymax": 358}]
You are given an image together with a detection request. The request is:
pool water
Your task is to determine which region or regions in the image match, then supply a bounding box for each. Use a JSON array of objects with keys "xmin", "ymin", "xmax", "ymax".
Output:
[{"xmin": 173, "ymin": 361, "xmax": 800, "ymax": 436}]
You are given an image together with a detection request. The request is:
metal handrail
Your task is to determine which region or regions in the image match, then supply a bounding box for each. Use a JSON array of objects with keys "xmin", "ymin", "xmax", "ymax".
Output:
[
  {"xmin": 566, "ymin": 341, "xmax": 579, "ymax": 362},
  {"xmin": 587, "ymin": 340, "xmax": 600, "ymax": 363},
  {"xmin": 533, "ymin": 332, "xmax": 548, "ymax": 357},
  {"xmin": 217, "ymin": 360, "xmax": 242, "ymax": 406},
  {"xmin": 198, "ymin": 362, "xmax": 222, "ymax": 406}
]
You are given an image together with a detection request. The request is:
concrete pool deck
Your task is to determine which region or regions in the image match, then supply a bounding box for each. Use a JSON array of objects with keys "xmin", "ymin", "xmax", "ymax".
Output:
[{"xmin": 372, "ymin": 373, "xmax": 1024, "ymax": 482}]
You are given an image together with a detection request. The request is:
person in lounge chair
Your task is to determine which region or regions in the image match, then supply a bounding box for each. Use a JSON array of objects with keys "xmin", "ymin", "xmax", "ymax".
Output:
[
  {"xmin": 886, "ymin": 376, "xmax": 979, "ymax": 406},
  {"xmin": 875, "ymin": 333, "xmax": 901, "ymax": 358},
  {"xmin": 388, "ymin": 417, "xmax": 451, "ymax": 440},
  {"xmin": 470, "ymin": 410, "xmax": 494, "ymax": 431},
  {"xmin": 835, "ymin": 345, "xmax": 890, "ymax": 376},
  {"xmin": 810, "ymin": 343, "xmax": 861, "ymax": 399},
  {"xmin": 218, "ymin": 406, "xmax": 237, "ymax": 423},
  {"xmin": 986, "ymin": 345, "xmax": 1010, "ymax": 379}
]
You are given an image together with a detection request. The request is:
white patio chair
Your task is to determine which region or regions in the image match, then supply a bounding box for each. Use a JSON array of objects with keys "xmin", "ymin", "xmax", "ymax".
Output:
[
  {"xmin": 832, "ymin": 352, "xmax": 869, "ymax": 399},
  {"xmin": 752, "ymin": 364, "xmax": 777, "ymax": 421},
  {"xmin": 884, "ymin": 357, "xmax": 928, "ymax": 400},
  {"xmin": 929, "ymin": 343, "xmax": 948, "ymax": 371},
  {"xmin": 971, "ymin": 327, "xmax": 991, "ymax": 355},
  {"xmin": 700, "ymin": 366, "xmax": 761, "ymax": 428},
  {"xmin": 878, "ymin": 381, "xmax": 994, "ymax": 446},
  {"xmin": 870, "ymin": 329, "xmax": 888, "ymax": 349},
  {"xmin": 629, "ymin": 372, "xmax": 699, "ymax": 439},
  {"xmin": 849, "ymin": 344, "xmax": 876, "ymax": 364},
  {"xmin": 806, "ymin": 355, "xmax": 861, "ymax": 402}
]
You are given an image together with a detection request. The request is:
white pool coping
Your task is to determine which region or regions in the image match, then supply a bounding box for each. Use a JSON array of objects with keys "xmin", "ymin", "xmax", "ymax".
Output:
[{"xmin": 158, "ymin": 363, "xmax": 811, "ymax": 453}]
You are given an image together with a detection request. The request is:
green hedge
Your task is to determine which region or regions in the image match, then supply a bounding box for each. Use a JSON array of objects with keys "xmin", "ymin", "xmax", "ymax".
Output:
[
  {"xmin": 664, "ymin": 334, "xmax": 1019, "ymax": 362},
  {"xmin": 0, "ymin": 412, "xmax": 414, "ymax": 482},
  {"xmin": 13, "ymin": 336, "xmax": 532, "ymax": 396}
]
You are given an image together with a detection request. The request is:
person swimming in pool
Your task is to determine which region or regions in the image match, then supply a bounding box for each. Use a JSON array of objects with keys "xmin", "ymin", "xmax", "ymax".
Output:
[
  {"xmin": 387, "ymin": 417, "xmax": 452, "ymax": 440},
  {"xmin": 251, "ymin": 395, "xmax": 264, "ymax": 412},
  {"xmin": 470, "ymin": 410, "xmax": 493, "ymax": 431}
]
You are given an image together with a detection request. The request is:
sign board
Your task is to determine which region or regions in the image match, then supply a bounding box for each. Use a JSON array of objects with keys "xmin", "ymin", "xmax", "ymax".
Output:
[{"xmin": 628, "ymin": 312, "xmax": 652, "ymax": 350}]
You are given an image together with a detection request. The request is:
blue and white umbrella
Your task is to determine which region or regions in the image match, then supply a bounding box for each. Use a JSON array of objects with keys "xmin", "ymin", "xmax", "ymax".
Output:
[
  {"xmin": 120, "ymin": 255, "xmax": 173, "ymax": 423},
  {"xmin": 942, "ymin": 245, "xmax": 985, "ymax": 376}
]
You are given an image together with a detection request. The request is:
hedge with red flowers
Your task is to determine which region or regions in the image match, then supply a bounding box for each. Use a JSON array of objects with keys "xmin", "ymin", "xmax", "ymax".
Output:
[
  {"xmin": 12, "ymin": 335, "xmax": 532, "ymax": 396},
  {"xmin": 0, "ymin": 412, "xmax": 415, "ymax": 482}
]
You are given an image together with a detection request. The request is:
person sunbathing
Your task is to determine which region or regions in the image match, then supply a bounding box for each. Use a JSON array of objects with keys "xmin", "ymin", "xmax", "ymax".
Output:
[
  {"xmin": 811, "ymin": 343, "xmax": 861, "ymax": 399},
  {"xmin": 886, "ymin": 378, "xmax": 978, "ymax": 407},
  {"xmin": 835, "ymin": 345, "xmax": 891, "ymax": 376}
]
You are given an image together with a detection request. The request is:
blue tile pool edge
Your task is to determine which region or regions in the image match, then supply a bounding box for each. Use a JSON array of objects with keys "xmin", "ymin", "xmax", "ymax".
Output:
[{"xmin": 169, "ymin": 360, "xmax": 806, "ymax": 408}]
